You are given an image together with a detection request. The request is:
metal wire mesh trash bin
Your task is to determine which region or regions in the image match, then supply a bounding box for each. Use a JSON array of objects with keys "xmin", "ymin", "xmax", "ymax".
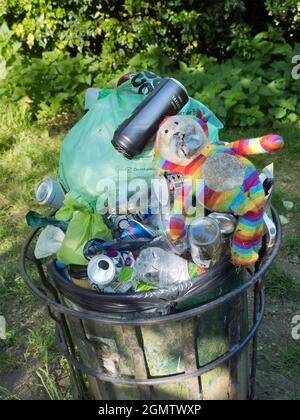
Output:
[{"xmin": 19, "ymin": 209, "xmax": 281, "ymax": 400}]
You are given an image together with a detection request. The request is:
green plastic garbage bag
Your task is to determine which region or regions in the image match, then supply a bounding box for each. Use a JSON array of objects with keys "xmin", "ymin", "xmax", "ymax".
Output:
[
  {"xmin": 55, "ymin": 194, "xmax": 112, "ymax": 265},
  {"xmin": 58, "ymin": 71, "xmax": 224, "ymax": 206}
]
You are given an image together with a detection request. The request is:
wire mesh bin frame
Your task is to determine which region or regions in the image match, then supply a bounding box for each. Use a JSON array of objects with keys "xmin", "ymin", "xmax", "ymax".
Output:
[{"xmin": 19, "ymin": 208, "xmax": 282, "ymax": 400}]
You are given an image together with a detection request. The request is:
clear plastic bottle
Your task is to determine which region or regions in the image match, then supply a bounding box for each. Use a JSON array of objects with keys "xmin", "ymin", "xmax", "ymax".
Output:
[{"xmin": 134, "ymin": 247, "xmax": 197, "ymax": 288}]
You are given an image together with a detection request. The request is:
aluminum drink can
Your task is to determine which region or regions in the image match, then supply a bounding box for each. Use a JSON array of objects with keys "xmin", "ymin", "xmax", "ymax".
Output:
[
  {"xmin": 103, "ymin": 250, "xmax": 135, "ymax": 270},
  {"xmin": 35, "ymin": 178, "xmax": 65, "ymax": 209},
  {"xmin": 87, "ymin": 251, "xmax": 135, "ymax": 291},
  {"xmin": 87, "ymin": 255, "xmax": 117, "ymax": 290},
  {"xmin": 120, "ymin": 220, "xmax": 157, "ymax": 241},
  {"xmin": 110, "ymin": 214, "xmax": 135, "ymax": 233},
  {"xmin": 111, "ymin": 78, "xmax": 189, "ymax": 159},
  {"xmin": 109, "ymin": 212, "xmax": 145, "ymax": 234}
]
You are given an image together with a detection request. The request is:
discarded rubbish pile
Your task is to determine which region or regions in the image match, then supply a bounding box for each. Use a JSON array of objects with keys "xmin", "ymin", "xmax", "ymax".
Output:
[{"xmin": 27, "ymin": 71, "xmax": 284, "ymax": 299}]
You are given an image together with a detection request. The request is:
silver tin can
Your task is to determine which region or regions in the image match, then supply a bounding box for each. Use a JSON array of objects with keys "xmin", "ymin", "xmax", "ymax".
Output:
[
  {"xmin": 263, "ymin": 212, "xmax": 277, "ymax": 249},
  {"xmin": 208, "ymin": 212, "xmax": 237, "ymax": 258},
  {"xmin": 35, "ymin": 178, "xmax": 65, "ymax": 209},
  {"xmin": 188, "ymin": 216, "xmax": 222, "ymax": 268},
  {"xmin": 208, "ymin": 212, "xmax": 237, "ymax": 235}
]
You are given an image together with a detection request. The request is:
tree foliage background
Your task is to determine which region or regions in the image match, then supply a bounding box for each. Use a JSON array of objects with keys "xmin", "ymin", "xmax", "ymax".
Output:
[{"xmin": 0, "ymin": 0, "xmax": 300, "ymax": 127}]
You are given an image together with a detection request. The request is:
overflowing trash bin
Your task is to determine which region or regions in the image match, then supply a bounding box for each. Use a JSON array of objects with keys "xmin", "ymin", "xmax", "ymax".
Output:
[{"xmin": 20, "ymin": 71, "xmax": 284, "ymax": 400}]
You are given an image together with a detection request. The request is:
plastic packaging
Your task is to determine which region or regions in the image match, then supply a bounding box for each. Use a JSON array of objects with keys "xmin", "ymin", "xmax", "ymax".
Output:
[
  {"xmin": 26, "ymin": 211, "xmax": 69, "ymax": 231},
  {"xmin": 134, "ymin": 247, "xmax": 199, "ymax": 287},
  {"xmin": 34, "ymin": 225, "xmax": 65, "ymax": 259},
  {"xmin": 55, "ymin": 194, "xmax": 112, "ymax": 265}
]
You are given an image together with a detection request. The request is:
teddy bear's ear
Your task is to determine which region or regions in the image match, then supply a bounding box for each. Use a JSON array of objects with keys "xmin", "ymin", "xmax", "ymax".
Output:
[{"xmin": 195, "ymin": 109, "xmax": 209, "ymax": 136}]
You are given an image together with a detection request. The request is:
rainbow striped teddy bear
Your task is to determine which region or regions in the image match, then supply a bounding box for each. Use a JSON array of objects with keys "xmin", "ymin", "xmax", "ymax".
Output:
[{"xmin": 154, "ymin": 113, "xmax": 284, "ymax": 266}]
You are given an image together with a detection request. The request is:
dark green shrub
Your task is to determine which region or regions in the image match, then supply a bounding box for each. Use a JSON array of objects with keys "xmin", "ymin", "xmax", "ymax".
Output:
[
  {"xmin": 129, "ymin": 32, "xmax": 300, "ymax": 128},
  {"xmin": 0, "ymin": 1, "xmax": 299, "ymax": 68},
  {"xmin": 0, "ymin": 17, "xmax": 299, "ymax": 129}
]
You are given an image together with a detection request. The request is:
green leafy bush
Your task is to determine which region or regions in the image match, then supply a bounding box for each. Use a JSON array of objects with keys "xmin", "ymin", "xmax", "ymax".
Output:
[
  {"xmin": 265, "ymin": 0, "xmax": 300, "ymax": 39},
  {"xmin": 0, "ymin": 49, "xmax": 99, "ymax": 121},
  {"xmin": 128, "ymin": 32, "xmax": 300, "ymax": 128},
  {"xmin": 0, "ymin": 22, "xmax": 21, "ymax": 81},
  {"xmin": 0, "ymin": 23, "xmax": 299, "ymax": 128},
  {"xmin": 0, "ymin": 1, "xmax": 299, "ymax": 69}
]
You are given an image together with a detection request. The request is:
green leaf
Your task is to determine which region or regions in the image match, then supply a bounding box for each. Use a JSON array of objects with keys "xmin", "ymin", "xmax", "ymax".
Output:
[
  {"xmin": 235, "ymin": 105, "xmax": 248, "ymax": 114},
  {"xmin": 272, "ymin": 108, "xmax": 287, "ymax": 119},
  {"xmin": 0, "ymin": 56, "xmax": 6, "ymax": 80},
  {"xmin": 287, "ymin": 113, "xmax": 298, "ymax": 123},
  {"xmin": 246, "ymin": 117, "xmax": 256, "ymax": 126},
  {"xmin": 248, "ymin": 94, "xmax": 260, "ymax": 105}
]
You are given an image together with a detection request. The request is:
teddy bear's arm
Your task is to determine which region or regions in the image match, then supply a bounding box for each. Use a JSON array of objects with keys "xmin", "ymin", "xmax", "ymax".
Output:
[
  {"xmin": 228, "ymin": 188, "xmax": 262, "ymax": 216},
  {"xmin": 226, "ymin": 134, "xmax": 284, "ymax": 156}
]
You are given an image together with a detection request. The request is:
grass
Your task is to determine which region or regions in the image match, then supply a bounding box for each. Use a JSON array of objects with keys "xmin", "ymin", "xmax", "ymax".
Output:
[
  {"xmin": 25, "ymin": 321, "xmax": 57, "ymax": 361},
  {"xmin": 282, "ymin": 237, "xmax": 300, "ymax": 258},
  {"xmin": 279, "ymin": 341, "xmax": 300, "ymax": 370},
  {"xmin": 0, "ymin": 100, "xmax": 299, "ymax": 399},
  {"xmin": 265, "ymin": 264, "xmax": 300, "ymax": 300},
  {"xmin": 0, "ymin": 386, "xmax": 21, "ymax": 400},
  {"xmin": 35, "ymin": 367, "xmax": 63, "ymax": 400},
  {"xmin": 35, "ymin": 356, "xmax": 72, "ymax": 400},
  {"xmin": 0, "ymin": 101, "xmax": 67, "ymax": 397}
]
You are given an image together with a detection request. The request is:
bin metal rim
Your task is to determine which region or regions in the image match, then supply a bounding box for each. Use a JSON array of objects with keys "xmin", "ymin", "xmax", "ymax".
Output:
[
  {"xmin": 19, "ymin": 208, "xmax": 281, "ymax": 326},
  {"xmin": 55, "ymin": 288, "xmax": 265, "ymax": 386}
]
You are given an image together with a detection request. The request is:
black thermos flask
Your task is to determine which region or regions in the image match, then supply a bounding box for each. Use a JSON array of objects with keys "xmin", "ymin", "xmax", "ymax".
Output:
[{"xmin": 111, "ymin": 78, "xmax": 189, "ymax": 159}]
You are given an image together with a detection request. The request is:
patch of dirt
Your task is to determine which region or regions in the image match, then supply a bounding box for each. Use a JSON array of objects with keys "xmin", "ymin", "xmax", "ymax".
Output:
[
  {"xmin": 256, "ymin": 307, "xmax": 300, "ymax": 400},
  {"xmin": 1, "ymin": 367, "xmax": 48, "ymax": 400}
]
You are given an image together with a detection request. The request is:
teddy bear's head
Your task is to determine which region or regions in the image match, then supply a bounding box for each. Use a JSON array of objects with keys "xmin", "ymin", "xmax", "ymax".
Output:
[{"xmin": 155, "ymin": 116, "xmax": 209, "ymax": 165}]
